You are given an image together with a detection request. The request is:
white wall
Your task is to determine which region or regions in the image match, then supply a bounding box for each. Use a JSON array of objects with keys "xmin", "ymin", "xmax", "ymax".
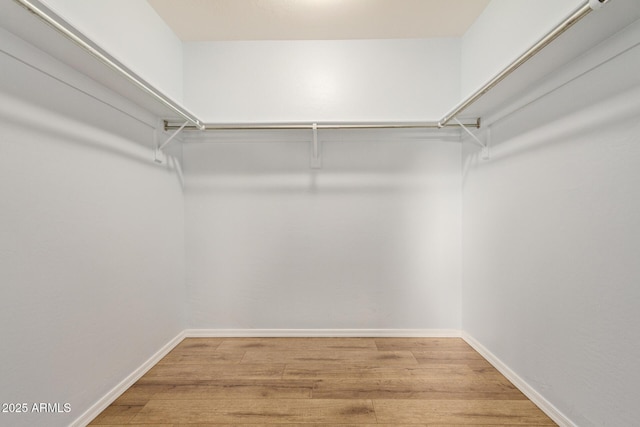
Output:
[
  {"xmin": 183, "ymin": 130, "xmax": 462, "ymax": 330},
  {"xmin": 183, "ymin": 38, "xmax": 460, "ymax": 122},
  {"xmin": 40, "ymin": 0, "xmax": 184, "ymax": 102},
  {"xmin": 0, "ymin": 29, "xmax": 185, "ymax": 427},
  {"xmin": 462, "ymin": 22, "xmax": 640, "ymax": 426},
  {"xmin": 461, "ymin": 0, "xmax": 581, "ymax": 99},
  {"xmin": 182, "ymin": 37, "xmax": 464, "ymax": 328}
]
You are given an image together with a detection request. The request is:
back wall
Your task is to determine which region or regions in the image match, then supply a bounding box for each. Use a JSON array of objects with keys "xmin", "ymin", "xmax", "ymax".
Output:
[{"xmin": 183, "ymin": 130, "xmax": 462, "ymax": 330}]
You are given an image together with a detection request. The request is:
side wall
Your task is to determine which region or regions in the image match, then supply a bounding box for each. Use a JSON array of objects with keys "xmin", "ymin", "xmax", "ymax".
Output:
[
  {"xmin": 461, "ymin": 0, "xmax": 581, "ymax": 99},
  {"xmin": 461, "ymin": 21, "xmax": 640, "ymax": 426},
  {"xmin": 183, "ymin": 130, "xmax": 462, "ymax": 330},
  {"xmin": 40, "ymin": 0, "xmax": 184, "ymax": 102},
  {"xmin": 0, "ymin": 29, "xmax": 185, "ymax": 427}
]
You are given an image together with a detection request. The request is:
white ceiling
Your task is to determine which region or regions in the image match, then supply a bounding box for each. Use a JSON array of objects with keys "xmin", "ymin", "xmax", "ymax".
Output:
[{"xmin": 147, "ymin": 0, "xmax": 490, "ymax": 41}]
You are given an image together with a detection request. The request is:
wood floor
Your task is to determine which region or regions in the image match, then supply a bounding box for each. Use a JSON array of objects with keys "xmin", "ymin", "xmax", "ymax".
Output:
[{"xmin": 89, "ymin": 337, "xmax": 556, "ymax": 426}]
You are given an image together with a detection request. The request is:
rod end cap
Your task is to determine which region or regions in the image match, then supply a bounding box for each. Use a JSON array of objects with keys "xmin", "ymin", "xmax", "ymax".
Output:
[{"xmin": 589, "ymin": 0, "xmax": 609, "ymax": 10}]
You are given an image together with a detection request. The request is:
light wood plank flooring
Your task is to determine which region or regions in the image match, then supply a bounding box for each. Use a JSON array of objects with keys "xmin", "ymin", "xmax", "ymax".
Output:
[{"xmin": 89, "ymin": 337, "xmax": 556, "ymax": 426}]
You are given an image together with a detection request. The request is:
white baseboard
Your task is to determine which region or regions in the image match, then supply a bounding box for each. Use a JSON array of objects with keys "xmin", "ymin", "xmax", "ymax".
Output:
[
  {"xmin": 69, "ymin": 330, "xmax": 186, "ymax": 427},
  {"xmin": 184, "ymin": 328, "xmax": 461, "ymax": 338},
  {"xmin": 73, "ymin": 329, "xmax": 573, "ymax": 427},
  {"xmin": 461, "ymin": 332, "xmax": 576, "ymax": 427}
]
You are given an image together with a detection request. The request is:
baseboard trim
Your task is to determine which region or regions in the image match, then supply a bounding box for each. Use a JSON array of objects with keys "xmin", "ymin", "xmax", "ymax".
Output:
[
  {"xmin": 70, "ymin": 330, "xmax": 186, "ymax": 427},
  {"xmin": 74, "ymin": 329, "xmax": 574, "ymax": 427},
  {"xmin": 461, "ymin": 332, "xmax": 576, "ymax": 427},
  {"xmin": 184, "ymin": 328, "xmax": 461, "ymax": 338}
]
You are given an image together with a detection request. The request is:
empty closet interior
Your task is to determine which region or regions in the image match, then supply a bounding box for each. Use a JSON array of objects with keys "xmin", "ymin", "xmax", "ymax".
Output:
[{"xmin": 1, "ymin": 0, "xmax": 639, "ymax": 426}]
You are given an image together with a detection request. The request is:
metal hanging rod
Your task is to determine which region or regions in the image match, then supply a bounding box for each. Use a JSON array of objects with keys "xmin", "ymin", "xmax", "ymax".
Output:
[
  {"xmin": 13, "ymin": 0, "xmax": 205, "ymax": 130},
  {"xmin": 164, "ymin": 119, "xmax": 480, "ymax": 132},
  {"xmin": 438, "ymin": 0, "xmax": 611, "ymax": 127},
  {"xmin": 164, "ymin": 0, "xmax": 611, "ymax": 133},
  {"xmin": 13, "ymin": 0, "xmax": 610, "ymax": 134}
]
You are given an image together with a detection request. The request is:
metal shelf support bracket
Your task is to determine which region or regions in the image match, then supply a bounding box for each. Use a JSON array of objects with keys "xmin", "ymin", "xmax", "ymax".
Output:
[
  {"xmin": 455, "ymin": 118, "xmax": 490, "ymax": 160},
  {"xmin": 310, "ymin": 122, "xmax": 322, "ymax": 169},
  {"xmin": 154, "ymin": 120, "xmax": 188, "ymax": 164}
]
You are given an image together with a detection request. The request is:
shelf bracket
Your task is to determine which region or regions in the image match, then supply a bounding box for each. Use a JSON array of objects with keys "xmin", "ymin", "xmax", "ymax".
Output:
[
  {"xmin": 154, "ymin": 120, "xmax": 188, "ymax": 164},
  {"xmin": 310, "ymin": 122, "xmax": 322, "ymax": 169},
  {"xmin": 455, "ymin": 118, "xmax": 490, "ymax": 160}
]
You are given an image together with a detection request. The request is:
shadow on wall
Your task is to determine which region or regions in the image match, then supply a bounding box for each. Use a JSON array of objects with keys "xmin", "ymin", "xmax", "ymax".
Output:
[
  {"xmin": 0, "ymin": 50, "xmax": 183, "ymax": 172},
  {"xmin": 183, "ymin": 133, "xmax": 462, "ymax": 329},
  {"xmin": 462, "ymin": 43, "xmax": 640, "ymax": 169},
  {"xmin": 186, "ymin": 185, "xmax": 460, "ymax": 328},
  {"xmin": 183, "ymin": 130, "xmax": 462, "ymax": 194}
]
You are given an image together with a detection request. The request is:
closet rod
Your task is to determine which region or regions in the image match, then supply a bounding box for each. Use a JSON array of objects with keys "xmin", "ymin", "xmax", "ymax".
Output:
[
  {"xmin": 164, "ymin": 120, "xmax": 480, "ymax": 131},
  {"xmin": 13, "ymin": 0, "xmax": 205, "ymax": 130},
  {"xmin": 438, "ymin": 0, "xmax": 610, "ymax": 127}
]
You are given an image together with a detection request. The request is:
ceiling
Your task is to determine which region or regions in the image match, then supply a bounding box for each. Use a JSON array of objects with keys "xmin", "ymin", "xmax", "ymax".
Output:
[{"xmin": 147, "ymin": 0, "xmax": 490, "ymax": 41}]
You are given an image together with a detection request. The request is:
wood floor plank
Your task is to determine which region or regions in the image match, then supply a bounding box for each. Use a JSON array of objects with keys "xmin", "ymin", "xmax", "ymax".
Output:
[
  {"xmin": 471, "ymin": 366, "xmax": 524, "ymax": 385},
  {"xmin": 284, "ymin": 363, "xmax": 477, "ymax": 380},
  {"xmin": 413, "ymin": 350, "xmax": 493, "ymax": 367},
  {"xmin": 138, "ymin": 363, "xmax": 285, "ymax": 384},
  {"xmin": 129, "ymin": 399, "xmax": 377, "ymax": 424},
  {"xmin": 312, "ymin": 378, "xmax": 526, "ymax": 400},
  {"xmin": 158, "ymin": 351, "xmax": 245, "ymax": 365},
  {"xmin": 375, "ymin": 337, "xmax": 473, "ymax": 351},
  {"xmin": 151, "ymin": 380, "xmax": 314, "ymax": 399},
  {"xmin": 87, "ymin": 405, "xmax": 143, "ymax": 425},
  {"xmin": 217, "ymin": 337, "xmax": 378, "ymax": 351},
  {"xmin": 373, "ymin": 399, "xmax": 556, "ymax": 425},
  {"xmin": 170, "ymin": 338, "xmax": 223, "ymax": 353},
  {"xmin": 242, "ymin": 349, "xmax": 418, "ymax": 365},
  {"xmin": 110, "ymin": 384, "xmax": 170, "ymax": 406}
]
